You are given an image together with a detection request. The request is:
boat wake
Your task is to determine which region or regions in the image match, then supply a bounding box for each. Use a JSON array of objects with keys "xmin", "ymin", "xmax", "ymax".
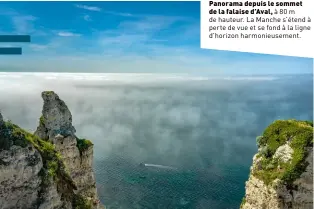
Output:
[{"xmin": 144, "ymin": 163, "xmax": 177, "ymax": 170}]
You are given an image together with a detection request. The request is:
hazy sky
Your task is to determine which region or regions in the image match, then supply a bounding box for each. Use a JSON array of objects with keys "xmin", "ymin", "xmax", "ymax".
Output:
[{"xmin": 0, "ymin": 1, "xmax": 312, "ymax": 75}]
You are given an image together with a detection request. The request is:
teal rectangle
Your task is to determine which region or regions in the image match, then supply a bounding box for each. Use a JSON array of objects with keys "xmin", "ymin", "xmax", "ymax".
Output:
[
  {"xmin": 0, "ymin": 35, "xmax": 31, "ymax": 43},
  {"xmin": 0, "ymin": 47, "xmax": 22, "ymax": 55}
]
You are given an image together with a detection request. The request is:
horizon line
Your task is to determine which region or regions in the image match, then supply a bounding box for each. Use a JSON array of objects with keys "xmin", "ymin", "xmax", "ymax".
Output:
[{"xmin": 0, "ymin": 71, "xmax": 312, "ymax": 76}]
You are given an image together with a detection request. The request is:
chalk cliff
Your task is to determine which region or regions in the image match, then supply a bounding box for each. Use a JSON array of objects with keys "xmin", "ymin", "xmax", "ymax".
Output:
[
  {"xmin": 241, "ymin": 120, "xmax": 313, "ymax": 209},
  {"xmin": 0, "ymin": 91, "xmax": 104, "ymax": 209}
]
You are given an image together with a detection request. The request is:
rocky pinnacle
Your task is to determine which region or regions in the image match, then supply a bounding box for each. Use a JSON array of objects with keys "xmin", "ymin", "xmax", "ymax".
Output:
[{"xmin": 35, "ymin": 91, "xmax": 76, "ymax": 140}]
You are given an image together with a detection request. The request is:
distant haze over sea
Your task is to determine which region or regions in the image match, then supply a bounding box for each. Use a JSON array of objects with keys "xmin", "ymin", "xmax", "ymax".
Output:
[{"xmin": 0, "ymin": 73, "xmax": 312, "ymax": 209}]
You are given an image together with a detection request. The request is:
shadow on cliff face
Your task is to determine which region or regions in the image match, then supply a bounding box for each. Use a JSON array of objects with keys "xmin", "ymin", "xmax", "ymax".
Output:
[{"xmin": 0, "ymin": 74, "xmax": 312, "ymax": 209}]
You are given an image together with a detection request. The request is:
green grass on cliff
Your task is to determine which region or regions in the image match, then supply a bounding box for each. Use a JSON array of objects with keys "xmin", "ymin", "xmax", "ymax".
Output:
[
  {"xmin": 42, "ymin": 91, "xmax": 55, "ymax": 96},
  {"xmin": 76, "ymin": 138, "xmax": 93, "ymax": 155},
  {"xmin": 240, "ymin": 197, "xmax": 246, "ymax": 208},
  {"xmin": 0, "ymin": 120, "xmax": 29, "ymax": 150},
  {"xmin": 72, "ymin": 194, "xmax": 93, "ymax": 209},
  {"xmin": 39, "ymin": 115, "xmax": 45, "ymax": 126},
  {"xmin": 253, "ymin": 119, "xmax": 313, "ymax": 187},
  {"xmin": 1, "ymin": 121, "xmax": 64, "ymax": 179}
]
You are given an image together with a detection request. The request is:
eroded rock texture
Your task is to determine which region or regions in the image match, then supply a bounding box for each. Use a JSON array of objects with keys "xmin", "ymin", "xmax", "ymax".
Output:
[
  {"xmin": 0, "ymin": 92, "xmax": 104, "ymax": 209},
  {"xmin": 34, "ymin": 91, "xmax": 99, "ymax": 203}
]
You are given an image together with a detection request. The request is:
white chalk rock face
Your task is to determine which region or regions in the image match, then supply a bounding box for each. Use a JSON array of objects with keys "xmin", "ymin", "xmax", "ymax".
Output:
[
  {"xmin": 242, "ymin": 148, "xmax": 313, "ymax": 209},
  {"xmin": 273, "ymin": 144, "xmax": 294, "ymax": 163},
  {"xmin": 0, "ymin": 145, "xmax": 43, "ymax": 209}
]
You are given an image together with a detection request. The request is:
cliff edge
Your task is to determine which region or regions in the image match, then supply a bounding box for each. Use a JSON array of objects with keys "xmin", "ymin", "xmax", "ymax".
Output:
[
  {"xmin": 241, "ymin": 120, "xmax": 313, "ymax": 209},
  {"xmin": 0, "ymin": 91, "xmax": 104, "ymax": 209}
]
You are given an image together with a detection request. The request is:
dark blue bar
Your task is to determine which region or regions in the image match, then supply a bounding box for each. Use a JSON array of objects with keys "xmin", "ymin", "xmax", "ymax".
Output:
[
  {"xmin": 0, "ymin": 35, "xmax": 30, "ymax": 43},
  {"xmin": 0, "ymin": 47, "xmax": 22, "ymax": 55}
]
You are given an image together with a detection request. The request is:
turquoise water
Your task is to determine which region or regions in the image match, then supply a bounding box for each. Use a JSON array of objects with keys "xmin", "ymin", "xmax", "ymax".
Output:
[{"xmin": 96, "ymin": 157, "xmax": 249, "ymax": 209}]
